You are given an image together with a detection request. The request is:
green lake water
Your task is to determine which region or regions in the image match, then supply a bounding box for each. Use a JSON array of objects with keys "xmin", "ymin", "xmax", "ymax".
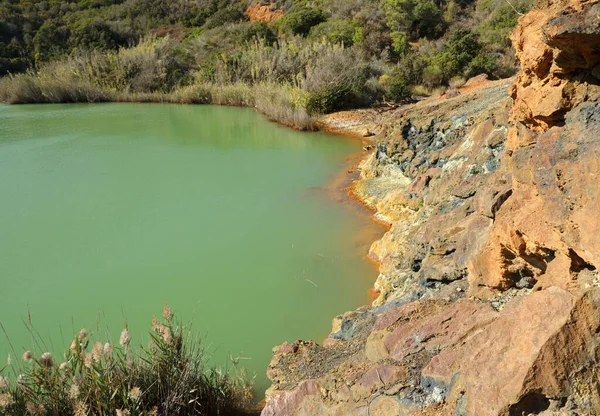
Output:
[{"xmin": 0, "ymin": 103, "xmax": 378, "ymax": 395}]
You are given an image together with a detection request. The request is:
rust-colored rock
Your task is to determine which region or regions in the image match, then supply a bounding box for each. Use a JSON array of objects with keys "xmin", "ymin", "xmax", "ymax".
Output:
[
  {"xmin": 509, "ymin": 0, "xmax": 600, "ymax": 131},
  {"xmin": 246, "ymin": 3, "xmax": 283, "ymax": 23},
  {"xmin": 263, "ymin": 0, "xmax": 600, "ymax": 414}
]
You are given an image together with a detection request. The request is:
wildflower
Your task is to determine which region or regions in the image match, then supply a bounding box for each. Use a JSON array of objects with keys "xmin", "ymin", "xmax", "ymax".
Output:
[
  {"xmin": 0, "ymin": 393, "xmax": 14, "ymax": 409},
  {"xmin": 69, "ymin": 339, "xmax": 78, "ymax": 352},
  {"xmin": 74, "ymin": 401, "xmax": 88, "ymax": 416},
  {"xmin": 119, "ymin": 328, "xmax": 131, "ymax": 347},
  {"xmin": 78, "ymin": 329, "xmax": 87, "ymax": 341},
  {"xmin": 22, "ymin": 351, "xmax": 32, "ymax": 362},
  {"xmin": 0, "ymin": 376, "xmax": 8, "ymax": 391},
  {"xmin": 39, "ymin": 352, "xmax": 54, "ymax": 368},
  {"xmin": 129, "ymin": 386, "xmax": 142, "ymax": 401},
  {"xmin": 163, "ymin": 303, "xmax": 173, "ymax": 320},
  {"xmin": 116, "ymin": 409, "xmax": 131, "ymax": 416},
  {"xmin": 92, "ymin": 342, "xmax": 103, "ymax": 362},
  {"xmin": 83, "ymin": 352, "xmax": 94, "ymax": 369}
]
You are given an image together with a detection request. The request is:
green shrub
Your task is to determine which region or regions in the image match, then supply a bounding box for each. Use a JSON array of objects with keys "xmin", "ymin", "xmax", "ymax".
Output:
[
  {"xmin": 276, "ymin": 7, "xmax": 327, "ymax": 36},
  {"xmin": 309, "ymin": 19, "xmax": 359, "ymax": 45},
  {"xmin": 383, "ymin": 0, "xmax": 445, "ymax": 39},
  {"xmin": 203, "ymin": 8, "xmax": 246, "ymax": 30},
  {"xmin": 239, "ymin": 22, "xmax": 277, "ymax": 45},
  {"xmin": 306, "ymin": 83, "xmax": 354, "ymax": 114},
  {"xmin": 466, "ymin": 52, "xmax": 497, "ymax": 78},
  {"xmin": 422, "ymin": 64, "xmax": 444, "ymax": 87},
  {"xmin": 388, "ymin": 76, "xmax": 412, "ymax": 102},
  {"xmin": 446, "ymin": 29, "xmax": 481, "ymax": 70}
]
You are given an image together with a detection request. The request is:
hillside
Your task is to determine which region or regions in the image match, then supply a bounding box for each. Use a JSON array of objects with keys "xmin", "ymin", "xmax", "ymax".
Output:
[{"xmin": 0, "ymin": 0, "xmax": 534, "ymax": 123}]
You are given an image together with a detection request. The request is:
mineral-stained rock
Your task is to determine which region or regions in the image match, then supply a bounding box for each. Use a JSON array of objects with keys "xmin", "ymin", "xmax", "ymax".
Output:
[
  {"xmin": 263, "ymin": 0, "xmax": 600, "ymax": 414},
  {"xmin": 509, "ymin": 0, "xmax": 600, "ymax": 131}
]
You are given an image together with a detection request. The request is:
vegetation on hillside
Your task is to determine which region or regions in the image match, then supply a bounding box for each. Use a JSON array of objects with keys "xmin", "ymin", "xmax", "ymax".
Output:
[
  {"xmin": 0, "ymin": 0, "xmax": 535, "ymax": 124},
  {"xmin": 0, "ymin": 306, "xmax": 253, "ymax": 416}
]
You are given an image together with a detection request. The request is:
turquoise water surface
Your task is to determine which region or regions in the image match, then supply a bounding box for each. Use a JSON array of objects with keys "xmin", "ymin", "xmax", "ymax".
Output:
[{"xmin": 0, "ymin": 103, "xmax": 378, "ymax": 394}]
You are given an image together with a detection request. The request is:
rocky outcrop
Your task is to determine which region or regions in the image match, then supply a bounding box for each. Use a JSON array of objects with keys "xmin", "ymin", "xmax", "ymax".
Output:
[
  {"xmin": 246, "ymin": 2, "xmax": 284, "ymax": 23},
  {"xmin": 471, "ymin": 0, "xmax": 600, "ymax": 298},
  {"xmin": 509, "ymin": 0, "xmax": 600, "ymax": 131},
  {"xmin": 263, "ymin": 0, "xmax": 600, "ymax": 414}
]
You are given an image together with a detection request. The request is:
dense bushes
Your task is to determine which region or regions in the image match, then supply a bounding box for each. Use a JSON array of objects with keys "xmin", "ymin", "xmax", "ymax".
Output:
[
  {"xmin": 276, "ymin": 6, "xmax": 326, "ymax": 36},
  {"xmin": 0, "ymin": 0, "xmax": 537, "ymax": 111}
]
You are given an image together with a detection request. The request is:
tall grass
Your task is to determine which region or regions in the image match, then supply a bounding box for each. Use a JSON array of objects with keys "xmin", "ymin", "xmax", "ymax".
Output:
[
  {"xmin": 0, "ymin": 34, "xmax": 386, "ymax": 130},
  {"xmin": 0, "ymin": 305, "xmax": 253, "ymax": 416},
  {"xmin": 0, "ymin": 71, "xmax": 112, "ymax": 105}
]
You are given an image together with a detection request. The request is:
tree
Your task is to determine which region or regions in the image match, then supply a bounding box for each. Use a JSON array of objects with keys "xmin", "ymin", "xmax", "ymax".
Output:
[{"xmin": 383, "ymin": 0, "xmax": 444, "ymax": 39}]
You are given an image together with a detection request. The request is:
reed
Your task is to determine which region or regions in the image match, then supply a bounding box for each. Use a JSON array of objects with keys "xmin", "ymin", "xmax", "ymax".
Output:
[{"xmin": 0, "ymin": 305, "xmax": 253, "ymax": 416}]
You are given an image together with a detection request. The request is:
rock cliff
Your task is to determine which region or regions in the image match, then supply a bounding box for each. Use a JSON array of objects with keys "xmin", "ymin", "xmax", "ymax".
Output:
[{"xmin": 262, "ymin": 0, "xmax": 600, "ymax": 414}]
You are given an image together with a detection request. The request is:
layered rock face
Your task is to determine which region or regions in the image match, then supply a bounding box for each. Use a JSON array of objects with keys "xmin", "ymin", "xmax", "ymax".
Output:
[{"xmin": 262, "ymin": 1, "xmax": 600, "ymax": 414}]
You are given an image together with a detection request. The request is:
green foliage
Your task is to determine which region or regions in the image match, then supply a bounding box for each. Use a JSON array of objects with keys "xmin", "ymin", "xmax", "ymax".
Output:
[
  {"xmin": 475, "ymin": 0, "xmax": 534, "ymax": 49},
  {"xmin": 380, "ymin": 71, "xmax": 412, "ymax": 102},
  {"xmin": 240, "ymin": 22, "xmax": 277, "ymax": 45},
  {"xmin": 203, "ymin": 7, "xmax": 245, "ymax": 30},
  {"xmin": 422, "ymin": 63, "xmax": 444, "ymax": 87},
  {"xmin": 306, "ymin": 83, "xmax": 353, "ymax": 114},
  {"xmin": 276, "ymin": 6, "xmax": 327, "ymax": 36},
  {"xmin": 0, "ymin": 0, "xmax": 535, "ymax": 102},
  {"xmin": 383, "ymin": 0, "xmax": 445, "ymax": 39},
  {"xmin": 446, "ymin": 28, "xmax": 481, "ymax": 73},
  {"xmin": 309, "ymin": 19, "xmax": 360, "ymax": 45},
  {"xmin": 466, "ymin": 52, "xmax": 497, "ymax": 77},
  {"xmin": 422, "ymin": 28, "xmax": 491, "ymax": 85},
  {"xmin": 390, "ymin": 31, "xmax": 408, "ymax": 56}
]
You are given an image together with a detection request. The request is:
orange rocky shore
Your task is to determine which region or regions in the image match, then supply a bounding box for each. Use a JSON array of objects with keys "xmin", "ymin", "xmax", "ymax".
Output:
[{"xmin": 261, "ymin": 0, "xmax": 600, "ymax": 414}]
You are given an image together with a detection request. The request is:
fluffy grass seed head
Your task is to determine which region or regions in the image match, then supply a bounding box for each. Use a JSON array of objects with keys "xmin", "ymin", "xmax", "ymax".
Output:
[
  {"xmin": 0, "ymin": 376, "xmax": 8, "ymax": 391},
  {"xmin": 92, "ymin": 342, "xmax": 103, "ymax": 362},
  {"xmin": 120, "ymin": 328, "xmax": 131, "ymax": 347},
  {"xmin": 74, "ymin": 401, "xmax": 88, "ymax": 416},
  {"xmin": 83, "ymin": 352, "xmax": 94, "ymax": 369},
  {"xmin": 0, "ymin": 393, "xmax": 14, "ymax": 409},
  {"xmin": 103, "ymin": 342, "xmax": 113, "ymax": 358},
  {"xmin": 129, "ymin": 386, "xmax": 142, "ymax": 401},
  {"xmin": 78, "ymin": 328, "xmax": 87, "ymax": 341},
  {"xmin": 25, "ymin": 402, "xmax": 45, "ymax": 416},
  {"xmin": 39, "ymin": 352, "xmax": 54, "ymax": 368},
  {"xmin": 69, "ymin": 380, "xmax": 80, "ymax": 399},
  {"xmin": 152, "ymin": 318, "xmax": 173, "ymax": 345},
  {"xmin": 22, "ymin": 351, "xmax": 32, "ymax": 362},
  {"xmin": 163, "ymin": 303, "xmax": 173, "ymax": 320}
]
